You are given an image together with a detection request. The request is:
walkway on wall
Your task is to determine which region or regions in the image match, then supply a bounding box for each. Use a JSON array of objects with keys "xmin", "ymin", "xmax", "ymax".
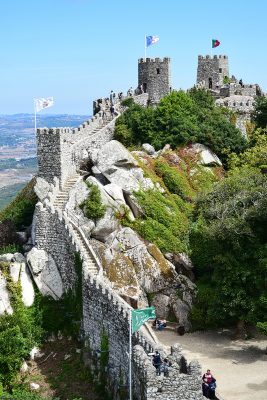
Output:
[{"xmin": 51, "ymin": 107, "xmax": 121, "ymax": 277}]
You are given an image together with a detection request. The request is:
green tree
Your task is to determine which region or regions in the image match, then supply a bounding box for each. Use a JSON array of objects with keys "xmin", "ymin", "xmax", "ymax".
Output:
[
  {"xmin": 191, "ymin": 167, "xmax": 267, "ymax": 332},
  {"xmin": 114, "ymin": 89, "xmax": 246, "ymax": 163},
  {"xmin": 252, "ymin": 96, "xmax": 267, "ymax": 128},
  {"xmin": 228, "ymin": 129, "xmax": 267, "ymax": 171}
]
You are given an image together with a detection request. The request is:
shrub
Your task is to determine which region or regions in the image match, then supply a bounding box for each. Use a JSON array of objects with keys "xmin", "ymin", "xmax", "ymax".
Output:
[
  {"xmin": 154, "ymin": 159, "xmax": 194, "ymax": 200},
  {"xmin": 80, "ymin": 183, "xmax": 106, "ymax": 221},
  {"xmin": 0, "ymin": 178, "xmax": 37, "ymax": 229},
  {"xmin": 134, "ymin": 218, "xmax": 186, "ymax": 253},
  {"xmin": 0, "ymin": 220, "xmax": 18, "ymax": 249},
  {"xmin": 189, "ymin": 282, "xmax": 217, "ymax": 331},
  {"xmin": 0, "ymin": 262, "xmax": 43, "ymax": 389},
  {"xmin": 113, "ymin": 122, "xmax": 132, "ymax": 146},
  {"xmin": 121, "ymin": 97, "xmax": 134, "ymax": 107}
]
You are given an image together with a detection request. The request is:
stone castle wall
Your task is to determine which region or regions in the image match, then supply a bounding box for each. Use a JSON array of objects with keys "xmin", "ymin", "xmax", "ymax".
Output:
[
  {"xmin": 138, "ymin": 58, "xmax": 171, "ymax": 104},
  {"xmin": 34, "ymin": 202, "xmax": 77, "ymax": 291},
  {"xmin": 82, "ymin": 253, "xmax": 203, "ymax": 399},
  {"xmin": 220, "ymin": 83, "xmax": 258, "ymax": 98},
  {"xmin": 34, "ymin": 197, "xmax": 204, "ymax": 399},
  {"xmin": 36, "ymin": 111, "xmax": 116, "ymax": 188},
  {"xmin": 34, "ymin": 92, "xmax": 204, "ymax": 399}
]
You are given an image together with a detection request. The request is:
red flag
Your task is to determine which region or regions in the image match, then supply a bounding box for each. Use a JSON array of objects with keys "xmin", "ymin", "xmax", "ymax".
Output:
[{"xmin": 212, "ymin": 39, "xmax": 220, "ymax": 48}]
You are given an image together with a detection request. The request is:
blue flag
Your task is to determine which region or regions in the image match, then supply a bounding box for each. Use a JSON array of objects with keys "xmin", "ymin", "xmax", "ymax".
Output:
[{"xmin": 146, "ymin": 35, "xmax": 159, "ymax": 47}]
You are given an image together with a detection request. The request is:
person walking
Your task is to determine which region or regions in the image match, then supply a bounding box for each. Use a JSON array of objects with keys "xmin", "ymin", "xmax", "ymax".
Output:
[
  {"xmin": 110, "ymin": 104, "xmax": 115, "ymax": 119},
  {"xmin": 152, "ymin": 351, "xmax": 162, "ymax": 375}
]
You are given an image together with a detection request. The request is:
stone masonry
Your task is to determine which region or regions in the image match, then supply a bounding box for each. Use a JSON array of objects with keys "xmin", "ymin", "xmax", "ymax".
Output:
[
  {"xmin": 34, "ymin": 95, "xmax": 205, "ymax": 399},
  {"xmin": 197, "ymin": 55, "xmax": 229, "ymax": 89},
  {"xmin": 138, "ymin": 58, "xmax": 171, "ymax": 104},
  {"xmin": 197, "ymin": 54, "xmax": 264, "ymax": 136}
]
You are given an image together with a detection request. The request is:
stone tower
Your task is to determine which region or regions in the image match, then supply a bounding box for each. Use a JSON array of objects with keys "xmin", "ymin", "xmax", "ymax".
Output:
[
  {"xmin": 197, "ymin": 55, "xmax": 229, "ymax": 89},
  {"xmin": 138, "ymin": 57, "xmax": 171, "ymax": 104}
]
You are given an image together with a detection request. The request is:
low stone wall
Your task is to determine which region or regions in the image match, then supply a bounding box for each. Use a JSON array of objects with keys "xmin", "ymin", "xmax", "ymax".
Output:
[
  {"xmin": 133, "ymin": 345, "xmax": 203, "ymax": 400},
  {"xmin": 34, "ymin": 202, "xmax": 77, "ymax": 291}
]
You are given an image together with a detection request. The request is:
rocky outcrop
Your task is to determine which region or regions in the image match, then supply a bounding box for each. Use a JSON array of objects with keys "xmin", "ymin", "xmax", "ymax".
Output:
[
  {"xmin": 27, "ymin": 248, "xmax": 63, "ymax": 299},
  {"xmin": 142, "ymin": 143, "xmax": 155, "ymax": 155},
  {"xmin": 0, "ymin": 253, "xmax": 35, "ymax": 314},
  {"xmin": 0, "ymin": 270, "xmax": 13, "ymax": 315},
  {"xmin": 34, "ymin": 177, "xmax": 52, "ymax": 201},
  {"xmin": 92, "ymin": 140, "xmax": 154, "ymax": 194},
  {"xmin": 190, "ymin": 143, "xmax": 222, "ymax": 166},
  {"xmin": 91, "ymin": 228, "xmax": 196, "ymax": 330}
]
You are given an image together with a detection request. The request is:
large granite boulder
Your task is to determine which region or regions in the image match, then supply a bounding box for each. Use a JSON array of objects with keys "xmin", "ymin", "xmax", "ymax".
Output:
[
  {"xmin": 0, "ymin": 253, "xmax": 35, "ymax": 312},
  {"xmin": 142, "ymin": 143, "xmax": 155, "ymax": 155},
  {"xmin": 190, "ymin": 143, "xmax": 222, "ymax": 166},
  {"xmin": 34, "ymin": 177, "xmax": 52, "ymax": 201},
  {"xmin": 0, "ymin": 270, "xmax": 13, "ymax": 315},
  {"xmin": 93, "ymin": 140, "xmax": 154, "ymax": 194},
  {"xmin": 9, "ymin": 253, "xmax": 35, "ymax": 307},
  {"xmin": 27, "ymin": 248, "xmax": 63, "ymax": 299}
]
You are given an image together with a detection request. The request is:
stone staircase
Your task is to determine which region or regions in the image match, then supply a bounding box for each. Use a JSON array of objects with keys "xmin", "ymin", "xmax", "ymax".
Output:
[
  {"xmin": 53, "ymin": 174, "xmax": 80, "ymax": 209},
  {"xmin": 71, "ymin": 227, "xmax": 99, "ymax": 276},
  {"xmin": 52, "ymin": 174, "xmax": 100, "ymax": 277},
  {"xmin": 51, "ymin": 108, "xmax": 120, "ymax": 277}
]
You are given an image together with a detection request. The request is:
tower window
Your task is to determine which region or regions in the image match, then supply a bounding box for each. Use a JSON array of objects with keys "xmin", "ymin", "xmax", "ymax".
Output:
[
  {"xmin": 219, "ymin": 68, "xmax": 222, "ymax": 73},
  {"xmin": 156, "ymin": 68, "xmax": 160, "ymax": 74}
]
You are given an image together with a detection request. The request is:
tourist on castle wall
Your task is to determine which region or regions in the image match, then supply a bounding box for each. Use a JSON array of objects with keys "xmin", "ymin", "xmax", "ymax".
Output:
[
  {"xmin": 110, "ymin": 104, "xmax": 115, "ymax": 118},
  {"xmin": 152, "ymin": 351, "xmax": 162, "ymax": 375}
]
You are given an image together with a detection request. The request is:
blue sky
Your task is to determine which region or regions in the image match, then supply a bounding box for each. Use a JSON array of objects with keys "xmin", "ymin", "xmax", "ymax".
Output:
[{"xmin": 0, "ymin": 0, "xmax": 266, "ymax": 114}]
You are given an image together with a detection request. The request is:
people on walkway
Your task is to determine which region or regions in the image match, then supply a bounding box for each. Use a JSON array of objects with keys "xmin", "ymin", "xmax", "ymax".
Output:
[
  {"xmin": 152, "ymin": 351, "xmax": 162, "ymax": 375},
  {"xmin": 110, "ymin": 104, "xmax": 115, "ymax": 118},
  {"xmin": 109, "ymin": 90, "xmax": 114, "ymax": 105},
  {"xmin": 202, "ymin": 369, "xmax": 217, "ymax": 399},
  {"xmin": 127, "ymin": 87, "xmax": 134, "ymax": 97},
  {"xmin": 160, "ymin": 358, "xmax": 172, "ymax": 377}
]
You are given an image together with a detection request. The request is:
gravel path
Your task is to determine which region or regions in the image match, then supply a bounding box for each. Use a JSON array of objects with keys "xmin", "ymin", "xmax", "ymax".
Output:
[{"xmin": 153, "ymin": 326, "xmax": 267, "ymax": 400}]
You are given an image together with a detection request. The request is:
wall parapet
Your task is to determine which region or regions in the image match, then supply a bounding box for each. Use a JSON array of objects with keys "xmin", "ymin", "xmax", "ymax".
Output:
[
  {"xmin": 198, "ymin": 55, "xmax": 228, "ymax": 60},
  {"xmin": 138, "ymin": 57, "xmax": 171, "ymax": 63}
]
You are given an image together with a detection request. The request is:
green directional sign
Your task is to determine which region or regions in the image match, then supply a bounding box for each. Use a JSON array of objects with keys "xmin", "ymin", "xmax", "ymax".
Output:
[{"xmin": 131, "ymin": 307, "xmax": 156, "ymax": 333}]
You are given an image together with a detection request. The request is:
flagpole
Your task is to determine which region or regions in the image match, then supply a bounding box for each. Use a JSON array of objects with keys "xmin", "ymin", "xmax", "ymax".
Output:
[
  {"xmin": 129, "ymin": 310, "xmax": 132, "ymax": 400},
  {"xmin": 144, "ymin": 34, "xmax": 146, "ymax": 60},
  {"xmin": 34, "ymin": 99, "xmax": 37, "ymax": 133}
]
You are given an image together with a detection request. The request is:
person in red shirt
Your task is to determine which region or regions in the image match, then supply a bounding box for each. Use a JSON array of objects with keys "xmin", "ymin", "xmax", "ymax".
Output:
[{"xmin": 202, "ymin": 369, "xmax": 216, "ymax": 398}]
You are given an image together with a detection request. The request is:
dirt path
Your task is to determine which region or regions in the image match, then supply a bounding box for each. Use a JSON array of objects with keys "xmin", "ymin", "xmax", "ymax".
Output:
[{"xmin": 153, "ymin": 326, "xmax": 267, "ymax": 400}]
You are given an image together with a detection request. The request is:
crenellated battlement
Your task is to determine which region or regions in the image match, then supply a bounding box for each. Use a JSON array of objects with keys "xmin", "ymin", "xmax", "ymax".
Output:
[
  {"xmin": 138, "ymin": 57, "xmax": 171, "ymax": 63},
  {"xmin": 198, "ymin": 54, "xmax": 228, "ymax": 60}
]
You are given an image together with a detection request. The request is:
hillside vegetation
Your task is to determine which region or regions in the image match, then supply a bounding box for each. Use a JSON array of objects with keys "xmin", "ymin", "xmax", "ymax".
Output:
[
  {"xmin": 115, "ymin": 89, "xmax": 267, "ymax": 334},
  {"xmin": 115, "ymin": 89, "xmax": 246, "ymax": 163}
]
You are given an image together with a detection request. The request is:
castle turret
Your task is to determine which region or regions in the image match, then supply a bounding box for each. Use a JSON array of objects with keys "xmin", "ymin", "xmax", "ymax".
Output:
[
  {"xmin": 197, "ymin": 55, "xmax": 229, "ymax": 89},
  {"xmin": 138, "ymin": 57, "xmax": 171, "ymax": 104}
]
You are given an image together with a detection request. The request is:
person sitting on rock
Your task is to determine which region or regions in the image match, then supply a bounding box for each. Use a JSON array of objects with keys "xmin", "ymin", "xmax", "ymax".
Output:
[{"xmin": 157, "ymin": 319, "xmax": 167, "ymax": 331}]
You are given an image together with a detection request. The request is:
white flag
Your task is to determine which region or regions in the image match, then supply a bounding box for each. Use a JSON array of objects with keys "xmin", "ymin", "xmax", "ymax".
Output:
[{"xmin": 34, "ymin": 97, "xmax": 54, "ymax": 112}]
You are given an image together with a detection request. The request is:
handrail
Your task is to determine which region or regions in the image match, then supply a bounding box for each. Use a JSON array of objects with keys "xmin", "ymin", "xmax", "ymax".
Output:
[{"xmin": 64, "ymin": 209, "xmax": 103, "ymax": 276}]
